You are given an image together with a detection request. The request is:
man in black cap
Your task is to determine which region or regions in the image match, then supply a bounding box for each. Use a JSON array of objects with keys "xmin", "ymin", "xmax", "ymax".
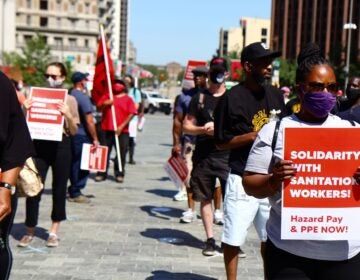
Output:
[
  {"xmin": 172, "ymin": 65, "xmax": 208, "ymax": 223},
  {"xmin": 214, "ymin": 42, "xmax": 287, "ymax": 279},
  {"xmin": 68, "ymin": 72, "xmax": 99, "ymax": 203},
  {"xmin": 183, "ymin": 57, "xmax": 229, "ymax": 256}
]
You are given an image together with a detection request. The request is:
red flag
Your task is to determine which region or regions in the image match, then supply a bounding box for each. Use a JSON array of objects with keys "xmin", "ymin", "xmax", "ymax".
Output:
[
  {"xmin": 92, "ymin": 38, "xmax": 114, "ymax": 105},
  {"xmin": 231, "ymin": 60, "xmax": 242, "ymax": 81}
]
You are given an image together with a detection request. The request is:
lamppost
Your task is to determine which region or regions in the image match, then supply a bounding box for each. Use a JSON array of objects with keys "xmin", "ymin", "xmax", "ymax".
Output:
[{"xmin": 344, "ymin": 0, "xmax": 357, "ymax": 91}]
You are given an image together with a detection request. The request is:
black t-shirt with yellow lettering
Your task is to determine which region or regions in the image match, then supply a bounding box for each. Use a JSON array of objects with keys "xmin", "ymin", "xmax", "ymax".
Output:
[{"xmin": 214, "ymin": 83, "xmax": 287, "ymax": 175}]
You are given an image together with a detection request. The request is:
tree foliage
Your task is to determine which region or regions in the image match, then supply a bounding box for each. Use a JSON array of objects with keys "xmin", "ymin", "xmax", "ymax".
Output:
[
  {"xmin": 2, "ymin": 34, "xmax": 52, "ymax": 86},
  {"xmin": 279, "ymin": 58, "xmax": 296, "ymax": 87}
]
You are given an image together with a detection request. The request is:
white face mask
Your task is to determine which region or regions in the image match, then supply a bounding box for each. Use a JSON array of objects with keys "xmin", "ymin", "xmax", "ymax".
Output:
[{"xmin": 47, "ymin": 77, "xmax": 64, "ymax": 88}]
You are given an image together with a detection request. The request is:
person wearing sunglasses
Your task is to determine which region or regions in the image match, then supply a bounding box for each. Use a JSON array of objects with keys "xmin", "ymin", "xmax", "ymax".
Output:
[
  {"xmin": 19, "ymin": 62, "xmax": 80, "ymax": 248},
  {"xmin": 243, "ymin": 43, "xmax": 360, "ymax": 279}
]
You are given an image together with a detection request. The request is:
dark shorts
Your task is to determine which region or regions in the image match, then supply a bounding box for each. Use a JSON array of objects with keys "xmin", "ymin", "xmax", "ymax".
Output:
[
  {"xmin": 266, "ymin": 239, "xmax": 360, "ymax": 280},
  {"xmin": 190, "ymin": 156, "xmax": 229, "ymax": 202}
]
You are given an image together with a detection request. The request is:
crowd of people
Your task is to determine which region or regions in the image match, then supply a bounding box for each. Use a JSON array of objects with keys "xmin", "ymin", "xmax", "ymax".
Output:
[
  {"xmin": 0, "ymin": 39, "xmax": 360, "ymax": 279},
  {"xmin": 171, "ymin": 41, "xmax": 360, "ymax": 280}
]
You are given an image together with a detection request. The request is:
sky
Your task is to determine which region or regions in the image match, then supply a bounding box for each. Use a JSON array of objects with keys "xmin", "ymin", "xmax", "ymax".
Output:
[{"xmin": 130, "ymin": 0, "xmax": 272, "ymax": 66}]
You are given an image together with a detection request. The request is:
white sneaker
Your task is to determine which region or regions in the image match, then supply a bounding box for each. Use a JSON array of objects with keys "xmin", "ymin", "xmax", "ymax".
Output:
[
  {"xmin": 213, "ymin": 209, "xmax": 224, "ymax": 225},
  {"xmin": 173, "ymin": 190, "xmax": 187, "ymax": 201},
  {"xmin": 180, "ymin": 209, "xmax": 197, "ymax": 223}
]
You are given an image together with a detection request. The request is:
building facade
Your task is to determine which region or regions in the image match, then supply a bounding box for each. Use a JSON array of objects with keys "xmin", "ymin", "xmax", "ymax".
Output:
[
  {"xmin": 219, "ymin": 17, "xmax": 271, "ymax": 57},
  {"xmin": 16, "ymin": 0, "xmax": 99, "ymax": 71},
  {"xmin": 0, "ymin": 0, "xmax": 16, "ymax": 57},
  {"xmin": 271, "ymin": 0, "xmax": 360, "ymax": 63}
]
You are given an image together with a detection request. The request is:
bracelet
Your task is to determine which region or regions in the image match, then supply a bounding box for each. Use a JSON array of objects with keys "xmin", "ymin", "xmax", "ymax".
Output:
[{"xmin": 0, "ymin": 182, "xmax": 16, "ymax": 195}]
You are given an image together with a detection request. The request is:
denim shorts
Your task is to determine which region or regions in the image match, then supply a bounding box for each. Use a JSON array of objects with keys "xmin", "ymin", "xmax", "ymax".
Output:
[{"xmin": 222, "ymin": 173, "xmax": 270, "ymax": 246}]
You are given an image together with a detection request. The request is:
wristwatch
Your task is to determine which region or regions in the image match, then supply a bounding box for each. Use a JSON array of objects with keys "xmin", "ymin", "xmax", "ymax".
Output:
[{"xmin": 0, "ymin": 182, "xmax": 16, "ymax": 195}]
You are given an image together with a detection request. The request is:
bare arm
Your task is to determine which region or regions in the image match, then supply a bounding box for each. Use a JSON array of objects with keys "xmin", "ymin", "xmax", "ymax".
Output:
[
  {"xmin": 216, "ymin": 131, "xmax": 258, "ymax": 150},
  {"xmin": 0, "ymin": 167, "xmax": 21, "ymax": 221},
  {"xmin": 172, "ymin": 112, "xmax": 184, "ymax": 156},
  {"xmin": 243, "ymin": 159, "xmax": 296, "ymax": 198},
  {"xmin": 116, "ymin": 114, "xmax": 135, "ymax": 136},
  {"xmin": 183, "ymin": 114, "xmax": 213, "ymax": 136}
]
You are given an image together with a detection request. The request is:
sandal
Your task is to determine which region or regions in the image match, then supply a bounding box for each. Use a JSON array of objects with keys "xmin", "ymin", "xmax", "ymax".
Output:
[
  {"xmin": 18, "ymin": 235, "xmax": 34, "ymax": 248},
  {"xmin": 46, "ymin": 233, "xmax": 59, "ymax": 247}
]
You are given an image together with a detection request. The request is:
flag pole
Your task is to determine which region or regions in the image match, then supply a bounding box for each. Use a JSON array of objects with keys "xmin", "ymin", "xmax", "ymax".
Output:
[{"xmin": 100, "ymin": 24, "xmax": 122, "ymax": 172}]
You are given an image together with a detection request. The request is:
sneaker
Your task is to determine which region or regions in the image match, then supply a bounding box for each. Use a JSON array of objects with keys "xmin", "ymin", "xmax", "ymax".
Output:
[
  {"xmin": 128, "ymin": 159, "xmax": 136, "ymax": 165},
  {"xmin": 173, "ymin": 190, "xmax": 187, "ymax": 201},
  {"xmin": 179, "ymin": 209, "xmax": 197, "ymax": 223},
  {"xmin": 68, "ymin": 194, "xmax": 90, "ymax": 203},
  {"xmin": 213, "ymin": 209, "xmax": 224, "ymax": 225},
  {"xmin": 202, "ymin": 238, "xmax": 216, "ymax": 256},
  {"xmin": 115, "ymin": 176, "xmax": 124, "ymax": 183},
  {"xmin": 94, "ymin": 175, "xmax": 106, "ymax": 182},
  {"xmin": 18, "ymin": 235, "xmax": 34, "ymax": 248},
  {"xmin": 238, "ymin": 247, "xmax": 247, "ymax": 258},
  {"xmin": 46, "ymin": 233, "xmax": 59, "ymax": 247}
]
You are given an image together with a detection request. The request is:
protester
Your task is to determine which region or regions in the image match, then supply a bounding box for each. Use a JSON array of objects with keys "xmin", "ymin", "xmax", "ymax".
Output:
[
  {"xmin": 94, "ymin": 79, "xmax": 137, "ymax": 183},
  {"xmin": 172, "ymin": 65, "xmax": 223, "ymax": 225},
  {"xmin": 183, "ymin": 57, "xmax": 229, "ymax": 256},
  {"xmin": 280, "ymin": 86, "xmax": 291, "ymax": 104},
  {"xmin": 68, "ymin": 72, "xmax": 99, "ymax": 203},
  {"xmin": 337, "ymin": 76, "xmax": 360, "ymax": 122},
  {"xmin": 214, "ymin": 42, "xmax": 286, "ymax": 279},
  {"xmin": 0, "ymin": 71, "xmax": 34, "ymax": 279},
  {"xmin": 124, "ymin": 74, "xmax": 142, "ymax": 164},
  {"xmin": 243, "ymin": 43, "xmax": 360, "ymax": 280},
  {"xmin": 19, "ymin": 62, "xmax": 80, "ymax": 248}
]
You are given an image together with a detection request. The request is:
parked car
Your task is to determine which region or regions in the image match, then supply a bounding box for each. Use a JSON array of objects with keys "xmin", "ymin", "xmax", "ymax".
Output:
[{"xmin": 142, "ymin": 91, "xmax": 173, "ymax": 115}]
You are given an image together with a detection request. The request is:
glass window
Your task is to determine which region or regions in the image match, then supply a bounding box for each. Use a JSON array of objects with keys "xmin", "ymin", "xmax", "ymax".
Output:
[
  {"xmin": 261, "ymin": 28, "xmax": 267, "ymax": 36},
  {"xmin": 26, "ymin": 0, "xmax": 31, "ymax": 8},
  {"xmin": 26, "ymin": 15, "xmax": 31, "ymax": 25},
  {"xmin": 69, "ymin": 38, "xmax": 77, "ymax": 47},
  {"xmin": 40, "ymin": 0, "xmax": 48, "ymax": 10},
  {"xmin": 54, "ymin": 37, "xmax": 63, "ymax": 47},
  {"xmin": 40, "ymin": 17, "xmax": 48, "ymax": 27}
]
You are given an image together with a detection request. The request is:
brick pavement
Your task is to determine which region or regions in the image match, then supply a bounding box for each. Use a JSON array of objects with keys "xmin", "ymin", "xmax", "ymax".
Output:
[{"xmin": 10, "ymin": 114, "xmax": 264, "ymax": 280}]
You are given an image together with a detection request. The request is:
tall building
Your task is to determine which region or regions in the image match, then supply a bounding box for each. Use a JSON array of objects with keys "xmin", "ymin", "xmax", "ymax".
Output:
[
  {"xmin": 16, "ymin": 0, "xmax": 99, "ymax": 71},
  {"xmin": 0, "ymin": 0, "xmax": 16, "ymax": 56},
  {"xmin": 271, "ymin": 0, "xmax": 360, "ymax": 63},
  {"xmin": 219, "ymin": 17, "xmax": 271, "ymax": 57},
  {"xmin": 98, "ymin": 0, "xmax": 129, "ymax": 65}
]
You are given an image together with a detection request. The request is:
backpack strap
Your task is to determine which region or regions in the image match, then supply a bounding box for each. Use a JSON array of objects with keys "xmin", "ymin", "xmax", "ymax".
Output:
[{"xmin": 271, "ymin": 120, "xmax": 281, "ymax": 152}]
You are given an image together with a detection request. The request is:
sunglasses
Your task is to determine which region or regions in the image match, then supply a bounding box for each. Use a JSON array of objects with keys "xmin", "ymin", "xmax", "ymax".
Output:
[
  {"xmin": 305, "ymin": 82, "xmax": 339, "ymax": 94},
  {"xmin": 44, "ymin": 74, "xmax": 61, "ymax": 80}
]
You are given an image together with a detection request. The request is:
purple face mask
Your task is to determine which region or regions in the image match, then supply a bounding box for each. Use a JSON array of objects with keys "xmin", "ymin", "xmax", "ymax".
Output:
[{"xmin": 302, "ymin": 91, "xmax": 337, "ymax": 118}]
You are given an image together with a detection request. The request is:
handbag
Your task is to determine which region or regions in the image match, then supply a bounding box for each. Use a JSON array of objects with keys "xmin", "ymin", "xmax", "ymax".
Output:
[{"xmin": 17, "ymin": 157, "xmax": 44, "ymax": 197}]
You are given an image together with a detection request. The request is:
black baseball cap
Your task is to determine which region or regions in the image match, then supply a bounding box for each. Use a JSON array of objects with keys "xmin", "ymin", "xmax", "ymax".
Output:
[
  {"xmin": 241, "ymin": 42, "xmax": 281, "ymax": 66},
  {"xmin": 192, "ymin": 66, "xmax": 209, "ymax": 75},
  {"xmin": 210, "ymin": 57, "xmax": 228, "ymax": 72}
]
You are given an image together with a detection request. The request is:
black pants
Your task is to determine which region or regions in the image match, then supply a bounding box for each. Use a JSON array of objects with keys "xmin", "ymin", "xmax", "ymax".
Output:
[
  {"xmin": 0, "ymin": 194, "xmax": 18, "ymax": 280},
  {"xmin": 97, "ymin": 131, "xmax": 129, "ymax": 178},
  {"xmin": 128, "ymin": 136, "xmax": 136, "ymax": 162},
  {"xmin": 266, "ymin": 239, "xmax": 360, "ymax": 280},
  {"xmin": 25, "ymin": 136, "xmax": 71, "ymax": 227}
]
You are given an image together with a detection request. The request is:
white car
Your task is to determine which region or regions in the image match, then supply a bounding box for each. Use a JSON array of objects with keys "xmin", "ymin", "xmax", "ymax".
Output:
[{"xmin": 142, "ymin": 91, "xmax": 173, "ymax": 115}]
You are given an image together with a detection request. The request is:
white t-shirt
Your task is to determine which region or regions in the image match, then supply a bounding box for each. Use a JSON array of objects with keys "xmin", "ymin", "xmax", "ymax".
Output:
[{"xmin": 245, "ymin": 114, "xmax": 360, "ymax": 261}]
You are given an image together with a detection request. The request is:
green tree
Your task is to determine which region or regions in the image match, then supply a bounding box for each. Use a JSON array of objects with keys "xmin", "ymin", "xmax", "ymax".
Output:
[
  {"xmin": 2, "ymin": 34, "xmax": 52, "ymax": 86},
  {"xmin": 279, "ymin": 58, "xmax": 296, "ymax": 86}
]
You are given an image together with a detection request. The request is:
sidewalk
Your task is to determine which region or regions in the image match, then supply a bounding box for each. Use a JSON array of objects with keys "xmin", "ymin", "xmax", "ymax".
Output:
[{"xmin": 10, "ymin": 114, "xmax": 264, "ymax": 280}]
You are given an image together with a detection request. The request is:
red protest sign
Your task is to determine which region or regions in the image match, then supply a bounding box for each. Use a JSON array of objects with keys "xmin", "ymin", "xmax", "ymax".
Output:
[{"xmin": 181, "ymin": 60, "xmax": 207, "ymax": 89}]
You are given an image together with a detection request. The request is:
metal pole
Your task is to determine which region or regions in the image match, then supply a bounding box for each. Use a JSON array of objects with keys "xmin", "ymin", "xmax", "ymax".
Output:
[{"xmin": 344, "ymin": 0, "xmax": 354, "ymax": 90}]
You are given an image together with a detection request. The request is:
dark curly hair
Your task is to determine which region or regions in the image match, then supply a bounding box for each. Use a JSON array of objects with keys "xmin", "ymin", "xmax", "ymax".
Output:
[{"xmin": 296, "ymin": 43, "xmax": 333, "ymax": 84}]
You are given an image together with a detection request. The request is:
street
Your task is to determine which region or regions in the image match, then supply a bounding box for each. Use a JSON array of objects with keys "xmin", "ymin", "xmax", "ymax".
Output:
[{"xmin": 10, "ymin": 113, "xmax": 263, "ymax": 280}]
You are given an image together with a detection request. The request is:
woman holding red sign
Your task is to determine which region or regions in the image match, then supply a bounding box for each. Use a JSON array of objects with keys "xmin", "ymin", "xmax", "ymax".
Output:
[
  {"xmin": 19, "ymin": 62, "xmax": 80, "ymax": 248},
  {"xmin": 243, "ymin": 43, "xmax": 360, "ymax": 279}
]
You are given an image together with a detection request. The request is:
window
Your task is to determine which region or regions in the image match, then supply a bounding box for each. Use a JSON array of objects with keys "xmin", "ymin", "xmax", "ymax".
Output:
[
  {"xmin": 261, "ymin": 28, "xmax": 267, "ymax": 36},
  {"xmin": 26, "ymin": 15, "xmax": 31, "ymax": 25},
  {"xmin": 85, "ymin": 20, "xmax": 90, "ymax": 29},
  {"xmin": 56, "ymin": 0, "xmax": 61, "ymax": 11},
  {"xmin": 40, "ymin": 17, "xmax": 48, "ymax": 27},
  {"xmin": 84, "ymin": 39, "xmax": 89, "ymax": 48},
  {"xmin": 69, "ymin": 2, "xmax": 76, "ymax": 12},
  {"xmin": 26, "ymin": 0, "xmax": 31, "ymax": 8},
  {"xmin": 57, "ymin": 18, "xmax": 61, "ymax": 28},
  {"xmin": 24, "ymin": 35, "xmax": 33, "ymax": 42},
  {"xmin": 54, "ymin": 37, "xmax": 63, "ymax": 47},
  {"xmin": 40, "ymin": 0, "xmax": 48, "ymax": 10},
  {"xmin": 70, "ymin": 19, "xmax": 76, "ymax": 29},
  {"xmin": 85, "ymin": 3, "xmax": 90, "ymax": 13},
  {"xmin": 69, "ymin": 38, "xmax": 77, "ymax": 47},
  {"xmin": 261, "ymin": 38, "xmax": 267, "ymax": 44}
]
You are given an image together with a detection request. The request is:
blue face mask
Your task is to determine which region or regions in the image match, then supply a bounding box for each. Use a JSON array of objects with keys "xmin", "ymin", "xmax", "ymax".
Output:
[{"xmin": 302, "ymin": 91, "xmax": 337, "ymax": 118}]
